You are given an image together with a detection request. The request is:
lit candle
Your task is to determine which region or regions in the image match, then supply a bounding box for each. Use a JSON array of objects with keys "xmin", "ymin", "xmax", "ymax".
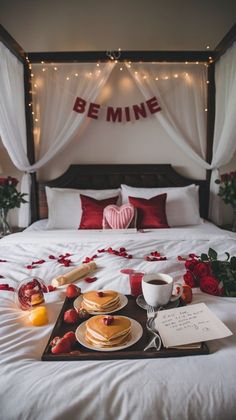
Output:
[{"xmin": 29, "ymin": 306, "xmax": 48, "ymax": 326}]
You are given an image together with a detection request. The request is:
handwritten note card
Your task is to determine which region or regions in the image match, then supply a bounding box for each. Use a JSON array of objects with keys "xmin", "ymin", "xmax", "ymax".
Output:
[{"xmin": 155, "ymin": 303, "xmax": 233, "ymax": 348}]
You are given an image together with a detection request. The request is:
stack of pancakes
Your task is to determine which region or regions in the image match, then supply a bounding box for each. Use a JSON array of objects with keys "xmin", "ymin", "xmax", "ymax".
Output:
[
  {"xmin": 81, "ymin": 290, "xmax": 120, "ymax": 312},
  {"xmin": 85, "ymin": 315, "xmax": 131, "ymax": 348}
]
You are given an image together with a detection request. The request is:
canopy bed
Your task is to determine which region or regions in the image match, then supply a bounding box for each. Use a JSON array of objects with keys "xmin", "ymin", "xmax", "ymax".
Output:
[
  {"xmin": 1, "ymin": 24, "xmax": 236, "ymax": 420},
  {"xmin": 1, "ymin": 162, "xmax": 236, "ymax": 420}
]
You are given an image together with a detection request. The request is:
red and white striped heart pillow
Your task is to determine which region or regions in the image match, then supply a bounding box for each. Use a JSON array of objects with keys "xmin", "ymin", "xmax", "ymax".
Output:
[{"xmin": 103, "ymin": 204, "xmax": 135, "ymax": 229}]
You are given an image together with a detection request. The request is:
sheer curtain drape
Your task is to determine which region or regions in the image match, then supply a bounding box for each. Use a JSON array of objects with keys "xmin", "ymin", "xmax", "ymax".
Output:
[
  {"xmin": 126, "ymin": 62, "xmax": 210, "ymax": 170},
  {"xmin": 209, "ymin": 42, "xmax": 236, "ymax": 224},
  {"xmin": 0, "ymin": 45, "xmax": 114, "ymax": 226},
  {"xmin": 0, "ymin": 42, "xmax": 29, "ymax": 169}
]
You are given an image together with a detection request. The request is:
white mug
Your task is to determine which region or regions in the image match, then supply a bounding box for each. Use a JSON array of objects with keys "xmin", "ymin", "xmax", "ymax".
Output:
[{"xmin": 142, "ymin": 273, "xmax": 183, "ymax": 307}]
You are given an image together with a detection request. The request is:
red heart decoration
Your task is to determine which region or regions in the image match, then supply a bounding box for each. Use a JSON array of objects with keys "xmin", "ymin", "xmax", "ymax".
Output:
[{"xmin": 103, "ymin": 204, "xmax": 135, "ymax": 229}]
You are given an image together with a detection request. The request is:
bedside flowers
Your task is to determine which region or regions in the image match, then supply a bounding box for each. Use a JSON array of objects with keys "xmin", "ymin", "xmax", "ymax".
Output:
[
  {"xmin": 0, "ymin": 176, "xmax": 27, "ymax": 236},
  {"xmin": 0, "ymin": 177, "xmax": 27, "ymax": 210},
  {"xmin": 215, "ymin": 171, "xmax": 236, "ymax": 231},
  {"xmin": 183, "ymin": 248, "xmax": 236, "ymax": 297}
]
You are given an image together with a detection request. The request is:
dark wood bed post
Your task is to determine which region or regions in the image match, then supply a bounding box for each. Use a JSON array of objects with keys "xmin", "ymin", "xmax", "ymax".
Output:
[
  {"xmin": 0, "ymin": 25, "xmax": 38, "ymax": 224},
  {"xmin": 24, "ymin": 62, "xmax": 38, "ymax": 223},
  {"xmin": 205, "ymin": 61, "xmax": 215, "ymax": 217}
]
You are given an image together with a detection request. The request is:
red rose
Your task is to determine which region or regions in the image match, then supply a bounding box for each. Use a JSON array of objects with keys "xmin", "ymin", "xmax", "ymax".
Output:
[
  {"xmin": 183, "ymin": 270, "xmax": 196, "ymax": 288},
  {"xmin": 199, "ymin": 276, "xmax": 223, "ymax": 296},
  {"xmin": 220, "ymin": 173, "xmax": 228, "ymax": 182},
  {"xmin": 229, "ymin": 171, "xmax": 236, "ymax": 180},
  {"xmin": 193, "ymin": 262, "xmax": 211, "ymax": 279},
  {"xmin": 7, "ymin": 177, "xmax": 18, "ymax": 186},
  {"xmin": 0, "ymin": 177, "xmax": 8, "ymax": 186},
  {"xmin": 185, "ymin": 259, "xmax": 198, "ymax": 271}
]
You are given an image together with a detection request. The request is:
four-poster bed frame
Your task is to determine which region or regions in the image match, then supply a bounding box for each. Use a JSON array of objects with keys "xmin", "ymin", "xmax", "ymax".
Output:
[{"xmin": 0, "ymin": 23, "xmax": 236, "ymax": 224}]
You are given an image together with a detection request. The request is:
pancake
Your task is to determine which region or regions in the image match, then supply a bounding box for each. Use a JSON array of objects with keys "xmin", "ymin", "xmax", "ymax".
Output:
[
  {"xmin": 81, "ymin": 290, "xmax": 120, "ymax": 312},
  {"xmin": 85, "ymin": 315, "xmax": 131, "ymax": 348}
]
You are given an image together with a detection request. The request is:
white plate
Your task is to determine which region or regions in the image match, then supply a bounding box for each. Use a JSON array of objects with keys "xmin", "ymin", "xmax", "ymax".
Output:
[
  {"xmin": 74, "ymin": 293, "xmax": 128, "ymax": 315},
  {"xmin": 75, "ymin": 316, "xmax": 143, "ymax": 352}
]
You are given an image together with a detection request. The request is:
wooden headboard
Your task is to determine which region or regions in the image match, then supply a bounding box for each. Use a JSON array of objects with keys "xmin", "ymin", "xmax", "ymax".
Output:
[{"xmin": 36, "ymin": 164, "xmax": 209, "ymax": 221}]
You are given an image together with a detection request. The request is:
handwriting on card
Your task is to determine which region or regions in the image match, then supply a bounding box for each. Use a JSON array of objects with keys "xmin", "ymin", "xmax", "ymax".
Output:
[
  {"xmin": 161, "ymin": 308, "xmax": 211, "ymax": 332},
  {"xmin": 155, "ymin": 303, "xmax": 233, "ymax": 348}
]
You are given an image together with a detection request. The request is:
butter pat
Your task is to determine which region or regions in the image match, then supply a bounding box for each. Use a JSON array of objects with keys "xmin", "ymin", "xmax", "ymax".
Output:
[
  {"xmin": 29, "ymin": 306, "xmax": 48, "ymax": 326},
  {"xmin": 51, "ymin": 261, "xmax": 97, "ymax": 287}
]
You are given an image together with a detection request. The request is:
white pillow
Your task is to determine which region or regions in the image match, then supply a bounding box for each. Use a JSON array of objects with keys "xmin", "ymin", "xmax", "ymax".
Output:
[
  {"xmin": 46, "ymin": 187, "xmax": 120, "ymax": 229},
  {"xmin": 121, "ymin": 184, "xmax": 201, "ymax": 226}
]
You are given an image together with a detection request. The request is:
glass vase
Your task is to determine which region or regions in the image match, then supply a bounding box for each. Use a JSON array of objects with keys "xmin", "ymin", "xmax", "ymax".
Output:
[{"xmin": 0, "ymin": 208, "xmax": 11, "ymax": 237}]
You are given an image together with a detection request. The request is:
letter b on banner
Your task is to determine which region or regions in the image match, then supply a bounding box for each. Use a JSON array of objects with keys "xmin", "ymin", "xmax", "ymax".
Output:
[{"xmin": 73, "ymin": 97, "xmax": 86, "ymax": 113}]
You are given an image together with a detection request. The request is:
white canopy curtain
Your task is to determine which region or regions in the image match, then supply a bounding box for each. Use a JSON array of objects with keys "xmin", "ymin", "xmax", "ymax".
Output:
[
  {"xmin": 126, "ymin": 62, "xmax": 210, "ymax": 171},
  {"xmin": 0, "ymin": 43, "xmax": 114, "ymax": 226},
  {"xmin": 209, "ymin": 41, "xmax": 236, "ymax": 225},
  {"xmin": 0, "ymin": 43, "xmax": 29, "ymax": 170}
]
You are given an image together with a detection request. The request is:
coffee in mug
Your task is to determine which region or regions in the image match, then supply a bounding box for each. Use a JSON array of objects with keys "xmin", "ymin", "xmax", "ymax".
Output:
[
  {"xmin": 142, "ymin": 273, "xmax": 183, "ymax": 307},
  {"xmin": 148, "ymin": 279, "xmax": 167, "ymax": 285}
]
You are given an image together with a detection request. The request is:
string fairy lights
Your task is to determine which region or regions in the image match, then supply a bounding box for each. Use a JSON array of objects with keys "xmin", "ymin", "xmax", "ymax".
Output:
[{"xmin": 27, "ymin": 57, "xmax": 211, "ymax": 125}]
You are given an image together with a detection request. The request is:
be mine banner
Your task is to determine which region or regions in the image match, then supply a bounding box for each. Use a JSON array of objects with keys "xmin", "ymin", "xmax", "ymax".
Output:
[{"xmin": 73, "ymin": 96, "xmax": 161, "ymax": 122}]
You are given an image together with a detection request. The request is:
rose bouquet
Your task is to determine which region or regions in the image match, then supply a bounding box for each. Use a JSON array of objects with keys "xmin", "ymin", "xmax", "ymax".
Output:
[
  {"xmin": 0, "ymin": 177, "xmax": 27, "ymax": 210},
  {"xmin": 183, "ymin": 248, "xmax": 236, "ymax": 297},
  {"xmin": 215, "ymin": 171, "xmax": 236, "ymax": 207},
  {"xmin": 0, "ymin": 176, "xmax": 27, "ymax": 236},
  {"xmin": 215, "ymin": 171, "xmax": 236, "ymax": 231}
]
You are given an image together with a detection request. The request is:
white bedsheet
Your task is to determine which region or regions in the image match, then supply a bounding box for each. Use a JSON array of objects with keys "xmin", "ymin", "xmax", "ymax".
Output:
[{"xmin": 0, "ymin": 222, "xmax": 236, "ymax": 420}]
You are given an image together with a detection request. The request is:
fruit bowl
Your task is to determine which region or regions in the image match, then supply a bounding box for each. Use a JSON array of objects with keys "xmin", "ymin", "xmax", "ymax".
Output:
[{"xmin": 15, "ymin": 277, "xmax": 46, "ymax": 310}]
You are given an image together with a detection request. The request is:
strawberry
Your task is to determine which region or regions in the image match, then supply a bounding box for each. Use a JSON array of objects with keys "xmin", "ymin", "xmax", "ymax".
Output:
[
  {"xmin": 63, "ymin": 331, "xmax": 77, "ymax": 345},
  {"xmin": 51, "ymin": 337, "xmax": 71, "ymax": 354},
  {"xmin": 64, "ymin": 309, "xmax": 79, "ymax": 324},
  {"xmin": 103, "ymin": 315, "xmax": 114, "ymax": 326},
  {"xmin": 66, "ymin": 284, "xmax": 81, "ymax": 298},
  {"xmin": 50, "ymin": 336, "xmax": 60, "ymax": 347}
]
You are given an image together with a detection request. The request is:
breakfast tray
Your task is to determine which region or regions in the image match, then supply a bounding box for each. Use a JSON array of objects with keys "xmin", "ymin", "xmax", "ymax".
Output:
[{"xmin": 42, "ymin": 295, "xmax": 209, "ymax": 361}]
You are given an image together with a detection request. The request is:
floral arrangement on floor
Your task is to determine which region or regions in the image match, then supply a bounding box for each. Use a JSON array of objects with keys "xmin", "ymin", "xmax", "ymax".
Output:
[{"xmin": 183, "ymin": 248, "xmax": 236, "ymax": 297}]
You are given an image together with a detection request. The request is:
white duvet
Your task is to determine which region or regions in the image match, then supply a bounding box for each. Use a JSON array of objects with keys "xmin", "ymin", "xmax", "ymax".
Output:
[{"xmin": 0, "ymin": 221, "xmax": 236, "ymax": 420}]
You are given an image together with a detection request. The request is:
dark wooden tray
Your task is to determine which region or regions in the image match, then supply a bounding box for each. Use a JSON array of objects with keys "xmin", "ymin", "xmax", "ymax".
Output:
[{"xmin": 42, "ymin": 295, "xmax": 209, "ymax": 361}]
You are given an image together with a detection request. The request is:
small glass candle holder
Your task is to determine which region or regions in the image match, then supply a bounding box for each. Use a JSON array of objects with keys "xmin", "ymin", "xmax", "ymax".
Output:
[
  {"xmin": 15, "ymin": 277, "xmax": 46, "ymax": 311},
  {"xmin": 129, "ymin": 272, "xmax": 144, "ymax": 297}
]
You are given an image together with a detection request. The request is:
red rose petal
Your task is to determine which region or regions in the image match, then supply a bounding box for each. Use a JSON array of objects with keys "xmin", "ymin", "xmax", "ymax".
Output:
[{"xmin": 84, "ymin": 277, "xmax": 97, "ymax": 283}]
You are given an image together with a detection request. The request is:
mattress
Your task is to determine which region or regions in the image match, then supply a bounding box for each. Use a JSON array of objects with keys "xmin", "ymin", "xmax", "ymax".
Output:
[{"xmin": 0, "ymin": 222, "xmax": 236, "ymax": 420}]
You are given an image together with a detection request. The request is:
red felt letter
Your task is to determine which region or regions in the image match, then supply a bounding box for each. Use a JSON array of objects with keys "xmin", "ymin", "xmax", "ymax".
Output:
[
  {"xmin": 124, "ymin": 107, "xmax": 131, "ymax": 122},
  {"xmin": 133, "ymin": 103, "xmax": 147, "ymax": 120},
  {"xmin": 146, "ymin": 96, "xmax": 161, "ymax": 114},
  {"xmin": 73, "ymin": 97, "xmax": 86, "ymax": 113},
  {"xmin": 88, "ymin": 103, "xmax": 100, "ymax": 119},
  {"xmin": 106, "ymin": 107, "xmax": 122, "ymax": 122}
]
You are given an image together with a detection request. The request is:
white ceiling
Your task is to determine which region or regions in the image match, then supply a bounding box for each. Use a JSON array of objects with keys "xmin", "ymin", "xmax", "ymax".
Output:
[{"xmin": 0, "ymin": 0, "xmax": 236, "ymax": 52}]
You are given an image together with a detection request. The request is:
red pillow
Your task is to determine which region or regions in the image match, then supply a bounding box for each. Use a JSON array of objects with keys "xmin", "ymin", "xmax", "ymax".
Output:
[
  {"xmin": 79, "ymin": 195, "xmax": 119, "ymax": 229},
  {"xmin": 128, "ymin": 194, "xmax": 169, "ymax": 229}
]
